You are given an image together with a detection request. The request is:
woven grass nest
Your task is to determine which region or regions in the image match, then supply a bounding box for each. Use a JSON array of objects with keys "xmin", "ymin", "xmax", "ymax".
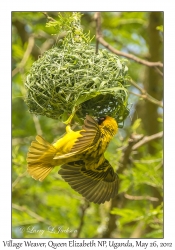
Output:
[{"xmin": 25, "ymin": 40, "xmax": 129, "ymax": 126}]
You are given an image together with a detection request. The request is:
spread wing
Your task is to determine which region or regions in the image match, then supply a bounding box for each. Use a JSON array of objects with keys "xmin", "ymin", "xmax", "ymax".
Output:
[
  {"xmin": 58, "ymin": 159, "xmax": 118, "ymax": 204},
  {"xmin": 53, "ymin": 115, "xmax": 101, "ymax": 160}
]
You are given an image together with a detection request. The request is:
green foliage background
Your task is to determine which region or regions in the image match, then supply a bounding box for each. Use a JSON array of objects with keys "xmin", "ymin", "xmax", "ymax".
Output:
[{"xmin": 12, "ymin": 12, "xmax": 163, "ymax": 238}]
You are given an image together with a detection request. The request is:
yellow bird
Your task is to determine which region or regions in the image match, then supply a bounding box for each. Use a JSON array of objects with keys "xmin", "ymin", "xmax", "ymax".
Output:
[{"xmin": 27, "ymin": 115, "xmax": 118, "ymax": 204}]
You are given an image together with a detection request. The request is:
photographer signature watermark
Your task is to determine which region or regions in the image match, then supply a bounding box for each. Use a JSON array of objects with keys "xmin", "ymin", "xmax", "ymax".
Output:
[{"xmin": 19, "ymin": 225, "xmax": 77, "ymax": 236}]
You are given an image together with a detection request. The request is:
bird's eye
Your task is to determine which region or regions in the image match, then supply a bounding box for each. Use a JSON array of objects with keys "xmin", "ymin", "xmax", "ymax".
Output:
[{"xmin": 97, "ymin": 117, "xmax": 106, "ymax": 125}]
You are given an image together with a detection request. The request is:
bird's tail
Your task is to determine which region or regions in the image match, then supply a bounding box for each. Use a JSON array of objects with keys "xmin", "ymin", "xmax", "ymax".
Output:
[
  {"xmin": 58, "ymin": 160, "xmax": 118, "ymax": 204},
  {"xmin": 27, "ymin": 135, "xmax": 56, "ymax": 181}
]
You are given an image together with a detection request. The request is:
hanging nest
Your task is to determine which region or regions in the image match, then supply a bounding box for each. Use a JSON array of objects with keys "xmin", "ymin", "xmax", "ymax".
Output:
[{"xmin": 25, "ymin": 13, "xmax": 129, "ymax": 126}]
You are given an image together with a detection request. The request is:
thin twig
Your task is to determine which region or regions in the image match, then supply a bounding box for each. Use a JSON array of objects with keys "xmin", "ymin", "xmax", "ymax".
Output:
[
  {"xmin": 132, "ymin": 131, "xmax": 163, "ymax": 150},
  {"xmin": 42, "ymin": 12, "xmax": 56, "ymax": 22},
  {"xmin": 94, "ymin": 12, "xmax": 101, "ymax": 54},
  {"xmin": 133, "ymin": 158, "xmax": 162, "ymax": 164},
  {"xmin": 12, "ymin": 136, "xmax": 34, "ymax": 146},
  {"xmin": 12, "ymin": 36, "xmax": 35, "ymax": 77},
  {"xmin": 12, "ymin": 171, "xmax": 27, "ymax": 189},
  {"xmin": 75, "ymin": 201, "xmax": 89, "ymax": 238},
  {"xmin": 155, "ymin": 160, "xmax": 163, "ymax": 171},
  {"xmin": 130, "ymin": 221, "xmax": 145, "ymax": 238},
  {"xmin": 129, "ymin": 79, "xmax": 146, "ymax": 93},
  {"xmin": 32, "ymin": 115, "xmax": 43, "ymax": 136},
  {"xmin": 97, "ymin": 36, "xmax": 163, "ymax": 68},
  {"xmin": 12, "ymin": 203, "xmax": 50, "ymax": 225},
  {"xmin": 129, "ymin": 79, "xmax": 163, "ymax": 108},
  {"xmin": 129, "ymin": 91, "xmax": 144, "ymax": 98},
  {"xmin": 129, "ymin": 91, "xmax": 163, "ymax": 108},
  {"xmin": 118, "ymin": 134, "xmax": 144, "ymax": 172},
  {"xmin": 124, "ymin": 193, "xmax": 159, "ymax": 202},
  {"xmin": 155, "ymin": 66, "xmax": 163, "ymax": 77},
  {"xmin": 113, "ymin": 36, "xmax": 163, "ymax": 79}
]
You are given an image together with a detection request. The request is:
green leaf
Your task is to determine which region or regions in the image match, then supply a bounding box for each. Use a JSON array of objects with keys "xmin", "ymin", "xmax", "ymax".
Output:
[
  {"xmin": 156, "ymin": 25, "xmax": 163, "ymax": 32},
  {"xmin": 131, "ymin": 118, "xmax": 141, "ymax": 132}
]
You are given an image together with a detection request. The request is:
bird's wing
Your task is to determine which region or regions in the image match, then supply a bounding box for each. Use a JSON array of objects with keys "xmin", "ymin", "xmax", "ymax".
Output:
[
  {"xmin": 58, "ymin": 159, "xmax": 118, "ymax": 204},
  {"xmin": 70, "ymin": 115, "xmax": 101, "ymax": 152},
  {"xmin": 53, "ymin": 115, "xmax": 101, "ymax": 159}
]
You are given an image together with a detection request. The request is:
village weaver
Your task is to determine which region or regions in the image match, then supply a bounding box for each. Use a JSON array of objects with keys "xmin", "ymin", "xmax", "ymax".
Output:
[{"xmin": 27, "ymin": 115, "xmax": 118, "ymax": 204}]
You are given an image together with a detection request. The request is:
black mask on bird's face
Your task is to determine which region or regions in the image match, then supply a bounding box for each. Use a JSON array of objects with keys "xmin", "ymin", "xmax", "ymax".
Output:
[{"xmin": 97, "ymin": 117, "xmax": 106, "ymax": 125}]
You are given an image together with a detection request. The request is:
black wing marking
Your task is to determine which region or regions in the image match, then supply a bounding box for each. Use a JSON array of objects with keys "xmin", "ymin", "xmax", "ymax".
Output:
[
  {"xmin": 69, "ymin": 115, "xmax": 101, "ymax": 154},
  {"xmin": 58, "ymin": 159, "xmax": 118, "ymax": 204}
]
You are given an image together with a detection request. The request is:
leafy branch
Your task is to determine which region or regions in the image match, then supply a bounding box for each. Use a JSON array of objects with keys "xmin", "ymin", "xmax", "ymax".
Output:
[
  {"xmin": 12, "ymin": 203, "xmax": 50, "ymax": 225},
  {"xmin": 12, "ymin": 171, "xmax": 27, "ymax": 190},
  {"xmin": 124, "ymin": 193, "xmax": 159, "ymax": 202},
  {"xmin": 94, "ymin": 12, "xmax": 163, "ymax": 69},
  {"xmin": 12, "ymin": 36, "xmax": 35, "ymax": 77},
  {"xmin": 132, "ymin": 131, "xmax": 163, "ymax": 150},
  {"xmin": 44, "ymin": 12, "xmax": 92, "ymax": 44},
  {"xmin": 101, "ymin": 131, "xmax": 163, "ymax": 238}
]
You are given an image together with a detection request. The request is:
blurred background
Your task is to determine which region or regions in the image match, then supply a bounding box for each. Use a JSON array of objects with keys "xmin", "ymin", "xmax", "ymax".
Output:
[{"xmin": 12, "ymin": 11, "xmax": 163, "ymax": 238}]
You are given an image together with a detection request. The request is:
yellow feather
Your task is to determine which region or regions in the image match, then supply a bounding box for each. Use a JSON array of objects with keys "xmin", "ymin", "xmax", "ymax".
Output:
[{"xmin": 26, "ymin": 115, "xmax": 118, "ymax": 203}]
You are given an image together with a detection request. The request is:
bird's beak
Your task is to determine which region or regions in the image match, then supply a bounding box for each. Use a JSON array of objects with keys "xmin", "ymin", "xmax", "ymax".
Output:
[{"xmin": 97, "ymin": 117, "xmax": 106, "ymax": 125}]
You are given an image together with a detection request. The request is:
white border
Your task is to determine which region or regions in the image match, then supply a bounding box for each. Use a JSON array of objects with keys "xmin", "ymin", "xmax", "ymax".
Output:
[{"xmin": 1, "ymin": 0, "xmax": 175, "ymax": 247}]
